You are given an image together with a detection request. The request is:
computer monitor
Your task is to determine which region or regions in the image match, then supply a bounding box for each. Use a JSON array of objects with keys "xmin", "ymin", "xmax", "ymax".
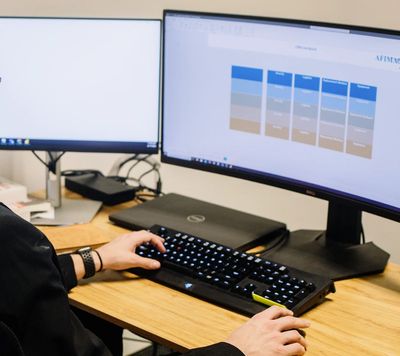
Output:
[
  {"xmin": 162, "ymin": 10, "xmax": 399, "ymax": 279},
  {"xmin": 0, "ymin": 17, "xmax": 161, "ymax": 223}
]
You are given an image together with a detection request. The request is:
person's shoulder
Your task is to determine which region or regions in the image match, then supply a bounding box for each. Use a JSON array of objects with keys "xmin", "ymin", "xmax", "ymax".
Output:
[
  {"xmin": 0, "ymin": 202, "xmax": 24, "ymax": 224},
  {"xmin": 0, "ymin": 202, "xmax": 11, "ymax": 213},
  {"xmin": 0, "ymin": 202, "xmax": 20, "ymax": 224},
  {"xmin": 0, "ymin": 202, "xmax": 39, "ymax": 240}
]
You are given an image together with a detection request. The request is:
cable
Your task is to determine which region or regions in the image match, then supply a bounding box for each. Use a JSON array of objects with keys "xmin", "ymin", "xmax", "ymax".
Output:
[
  {"xmin": 125, "ymin": 155, "xmax": 151, "ymax": 180},
  {"xmin": 117, "ymin": 154, "xmax": 139, "ymax": 174},
  {"xmin": 361, "ymin": 224, "xmax": 365, "ymax": 244},
  {"xmin": 61, "ymin": 169, "xmax": 103, "ymax": 177},
  {"xmin": 32, "ymin": 151, "xmax": 66, "ymax": 173},
  {"xmin": 138, "ymin": 166, "xmax": 156, "ymax": 184},
  {"xmin": 249, "ymin": 230, "xmax": 290, "ymax": 256},
  {"xmin": 115, "ymin": 154, "xmax": 162, "ymax": 196},
  {"xmin": 32, "ymin": 151, "xmax": 48, "ymax": 167},
  {"xmin": 314, "ymin": 231, "xmax": 325, "ymax": 241},
  {"xmin": 32, "ymin": 151, "xmax": 163, "ymax": 200},
  {"xmin": 134, "ymin": 190, "xmax": 163, "ymax": 203}
]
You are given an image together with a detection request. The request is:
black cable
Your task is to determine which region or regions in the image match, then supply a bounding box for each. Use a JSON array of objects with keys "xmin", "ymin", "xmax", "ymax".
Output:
[
  {"xmin": 125, "ymin": 155, "xmax": 151, "ymax": 180},
  {"xmin": 32, "ymin": 151, "xmax": 48, "ymax": 167},
  {"xmin": 47, "ymin": 152, "xmax": 66, "ymax": 173},
  {"xmin": 61, "ymin": 169, "xmax": 103, "ymax": 177},
  {"xmin": 154, "ymin": 168, "xmax": 162, "ymax": 195},
  {"xmin": 122, "ymin": 176, "xmax": 140, "ymax": 184},
  {"xmin": 137, "ymin": 168, "xmax": 163, "ymax": 193},
  {"xmin": 117, "ymin": 154, "xmax": 162, "ymax": 196},
  {"xmin": 32, "ymin": 151, "xmax": 66, "ymax": 173},
  {"xmin": 117, "ymin": 154, "xmax": 139, "ymax": 174},
  {"xmin": 361, "ymin": 224, "xmax": 365, "ymax": 244},
  {"xmin": 134, "ymin": 195, "xmax": 147, "ymax": 203},
  {"xmin": 135, "ymin": 192, "xmax": 158, "ymax": 198},
  {"xmin": 314, "ymin": 231, "xmax": 325, "ymax": 241},
  {"xmin": 251, "ymin": 230, "xmax": 290, "ymax": 256},
  {"xmin": 134, "ymin": 191, "xmax": 161, "ymax": 203},
  {"xmin": 138, "ymin": 166, "xmax": 156, "ymax": 184},
  {"xmin": 33, "ymin": 151, "xmax": 163, "ymax": 199}
]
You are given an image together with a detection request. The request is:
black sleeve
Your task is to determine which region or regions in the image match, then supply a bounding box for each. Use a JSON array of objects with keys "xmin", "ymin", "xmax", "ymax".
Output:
[
  {"xmin": 0, "ymin": 203, "xmax": 112, "ymax": 356},
  {"xmin": 0, "ymin": 321, "xmax": 25, "ymax": 356},
  {"xmin": 183, "ymin": 342, "xmax": 245, "ymax": 356},
  {"xmin": 57, "ymin": 253, "xmax": 78, "ymax": 291}
]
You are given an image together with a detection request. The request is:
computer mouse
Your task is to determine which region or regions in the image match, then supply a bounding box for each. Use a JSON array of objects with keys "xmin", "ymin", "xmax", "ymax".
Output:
[{"xmin": 290, "ymin": 328, "xmax": 306, "ymax": 338}]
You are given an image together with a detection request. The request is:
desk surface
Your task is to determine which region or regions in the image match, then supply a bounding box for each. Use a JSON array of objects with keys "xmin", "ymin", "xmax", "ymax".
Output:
[{"xmin": 41, "ymin": 195, "xmax": 400, "ymax": 356}]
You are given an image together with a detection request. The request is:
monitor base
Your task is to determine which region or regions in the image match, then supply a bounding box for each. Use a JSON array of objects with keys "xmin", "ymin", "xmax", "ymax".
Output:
[
  {"xmin": 32, "ymin": 198, "xmax": 102, "ymax": 226},
  {"xmin": 262, "ymin": 230, "xmax": 390, "ymax": 280}
]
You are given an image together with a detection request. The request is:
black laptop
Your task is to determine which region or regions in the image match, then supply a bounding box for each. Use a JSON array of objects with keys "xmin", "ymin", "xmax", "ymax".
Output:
[{"xmin": 109, "ymin": 193, "xmax": 286, "ymax": 250}]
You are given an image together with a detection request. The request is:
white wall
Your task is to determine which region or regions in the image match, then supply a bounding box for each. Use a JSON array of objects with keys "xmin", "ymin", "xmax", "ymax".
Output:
[
  {"xmin": 1, "ymin": 0, "xmax": 399, "ymax": 263},
  {"xmin": 0, "ymin": 151, "xmax": 12, "ymax": 179}
]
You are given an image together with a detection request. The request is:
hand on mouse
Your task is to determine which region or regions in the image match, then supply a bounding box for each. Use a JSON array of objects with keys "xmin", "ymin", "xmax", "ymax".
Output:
[{"xmin": 225, "ymin": 306, "xmax": 310, "ymax": 356}]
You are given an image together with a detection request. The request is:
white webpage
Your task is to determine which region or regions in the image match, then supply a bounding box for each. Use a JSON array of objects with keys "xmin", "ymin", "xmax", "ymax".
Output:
[
  {"xmin": 163, "ymin": 14, "xmax": 400, "ymax": 211},
  {"xmin": 0, "ymin": 18, "xmax": 160, "ymax": 144}
]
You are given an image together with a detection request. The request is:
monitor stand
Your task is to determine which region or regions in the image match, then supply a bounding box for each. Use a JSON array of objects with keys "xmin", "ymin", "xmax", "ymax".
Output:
[
  {"xmin": 31, "ymin": 152, "xmax": 102, "ymax": 226},
  {"xmin": 262, "ymin": 202, "xmax": 390, "ymax": 280},
  {"xmin": 109, "ymin": 193, "xmax": 287, "ymax": 250}
]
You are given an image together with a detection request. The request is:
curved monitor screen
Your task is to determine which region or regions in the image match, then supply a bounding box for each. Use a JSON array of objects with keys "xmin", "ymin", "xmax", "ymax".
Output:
[
  {"xmin": 162, "ymin": 11, "xmax": 400, "ymax": 221},
  {"xmin": 0, "ymin": 17, "xmax": 161, "ymax": 153}
]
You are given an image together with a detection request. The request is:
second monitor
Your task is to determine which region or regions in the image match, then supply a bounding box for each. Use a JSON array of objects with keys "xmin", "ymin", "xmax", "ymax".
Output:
[{"xmin": 161, "ymin": 10, "xmax": 398, "ymax": 279}]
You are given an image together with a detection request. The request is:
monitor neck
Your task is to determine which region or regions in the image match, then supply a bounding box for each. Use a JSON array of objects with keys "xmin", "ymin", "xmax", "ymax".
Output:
[
  {"xmin": 45, "ymin": 151, "xmax": 62, "ymax": 208},
  {"xmin": 326, "ymin": 202, "xmax": 362, "ymax": 245},
  {"xmin": 35, "ymin": 151, "xmax": 102, "ymax": 225}
]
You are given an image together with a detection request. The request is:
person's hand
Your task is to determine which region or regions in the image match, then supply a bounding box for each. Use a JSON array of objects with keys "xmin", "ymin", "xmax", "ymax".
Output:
[
  {"xmin": 225, "ymin": 306, "xmax": 310, "ymax": 356},
  {"xmin": 95, "ymin": 230, "xmax": 166, "ymax": 271}
]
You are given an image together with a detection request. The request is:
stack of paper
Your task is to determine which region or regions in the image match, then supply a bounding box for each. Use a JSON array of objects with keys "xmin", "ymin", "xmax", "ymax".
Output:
[
  {"xmin": 0, "ymin": 177, "xmax": 28, "ymax": 204},
  {"xmin": 8, "ymin": 197, "xmax": 54, "ymax": 222},
  {"xmin": 0, "ymin": 177, "xmax": 54, "ymax": 221}
]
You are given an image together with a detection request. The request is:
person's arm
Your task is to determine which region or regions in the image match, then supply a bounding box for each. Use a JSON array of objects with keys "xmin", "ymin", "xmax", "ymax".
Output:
[
  {"xmin": 183, "ymin": 342, "xmax": 245, "ymax": 356},
  {"xmin": 0, "ymin": 203, "xmax": 112, "ymax": 356},
  {"xmin": 57, "ymin": 253, "xmax": 79, "ymax": 291},
  {"xmin": 69, "ymin": 230, "xmax": 166, "ymax": 282}
]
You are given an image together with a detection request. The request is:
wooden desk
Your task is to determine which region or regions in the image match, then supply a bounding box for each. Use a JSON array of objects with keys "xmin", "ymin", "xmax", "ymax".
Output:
[{"xmin": 41, "ymin": 198, "xmax": 400, "ymax": 356}]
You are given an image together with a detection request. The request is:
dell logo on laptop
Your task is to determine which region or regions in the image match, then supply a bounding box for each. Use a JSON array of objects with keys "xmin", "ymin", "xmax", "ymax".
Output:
[
  {"xmin": 184, "ymin": 282, "xmax": 193, "ymax": 289},
  {"xmin": 187, "ymin": 214, "xmax": 206, "ymax": 223}
]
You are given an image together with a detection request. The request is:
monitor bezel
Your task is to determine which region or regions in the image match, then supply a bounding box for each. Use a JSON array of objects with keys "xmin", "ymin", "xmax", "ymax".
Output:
[
  {"xmin": 161, "ymin": 9, "xmax": 400, "ymax": 223},
  {"xmin": 0, "ymin": 16, "xmax": 162, "ymax": 154}
]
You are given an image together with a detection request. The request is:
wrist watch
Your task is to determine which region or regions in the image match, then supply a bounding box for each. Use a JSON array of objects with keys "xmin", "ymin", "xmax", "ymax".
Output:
[{"xmin": 75, "ymin": 246, "xmax": 96, "ymax": 279}]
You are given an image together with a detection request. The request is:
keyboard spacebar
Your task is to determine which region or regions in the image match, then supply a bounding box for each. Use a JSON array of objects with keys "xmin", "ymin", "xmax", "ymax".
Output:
[{"xmin": 128, "ymin": 267, "xmax": 265, "ymax": 316}]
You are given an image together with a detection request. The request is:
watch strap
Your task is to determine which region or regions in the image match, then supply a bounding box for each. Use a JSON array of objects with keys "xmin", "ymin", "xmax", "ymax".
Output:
[{"xmin": 75, "ymin": 247, "xmax": 96, "ymax": 278}]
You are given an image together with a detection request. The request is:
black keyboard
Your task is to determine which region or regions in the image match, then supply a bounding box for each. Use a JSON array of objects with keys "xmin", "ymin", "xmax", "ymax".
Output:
[{"xmin": 130, "ymin": 225, "xmax": 335, "ymax": 316}]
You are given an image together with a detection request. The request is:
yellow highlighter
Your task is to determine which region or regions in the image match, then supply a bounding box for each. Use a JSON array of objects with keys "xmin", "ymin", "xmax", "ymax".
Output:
[{"xmin": 252, "ymin": 292, "xmax": 287, "ymax": 309}]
